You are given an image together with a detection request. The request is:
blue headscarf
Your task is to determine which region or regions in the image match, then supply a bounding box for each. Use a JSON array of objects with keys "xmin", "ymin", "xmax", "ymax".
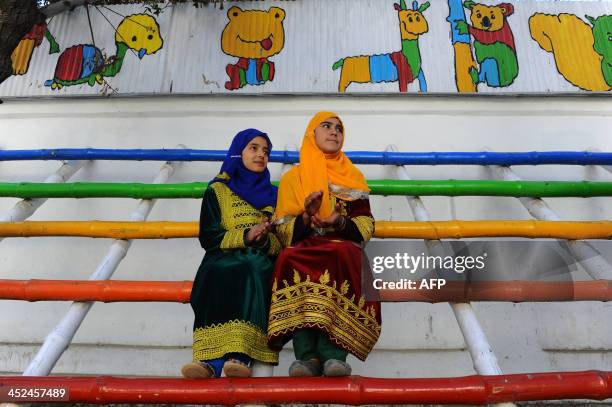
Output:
[{"xmin": 209, "ymin": 128, "xmax": 278, "ymax": 210}]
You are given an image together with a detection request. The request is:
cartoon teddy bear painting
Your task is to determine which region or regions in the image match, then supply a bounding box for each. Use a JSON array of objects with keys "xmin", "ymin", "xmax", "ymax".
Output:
[
  {"xmin": 221, "ymin": 6, "xmax": 286, "ymax": 90},
  {"xmin": 456, "ymin": 1, "xmax": 518, "ymax": 88}
]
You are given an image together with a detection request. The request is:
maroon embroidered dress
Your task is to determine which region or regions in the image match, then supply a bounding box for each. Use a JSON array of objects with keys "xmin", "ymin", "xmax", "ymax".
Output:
[{"xmin": 267, "ymin": 195, "xmax": 382, "ymax": 361}]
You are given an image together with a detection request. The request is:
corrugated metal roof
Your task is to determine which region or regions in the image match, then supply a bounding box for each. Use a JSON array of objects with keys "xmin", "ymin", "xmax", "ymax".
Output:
[{"xmin": 2, "ymin": 0, "xmax": 611, "ymax": 97}]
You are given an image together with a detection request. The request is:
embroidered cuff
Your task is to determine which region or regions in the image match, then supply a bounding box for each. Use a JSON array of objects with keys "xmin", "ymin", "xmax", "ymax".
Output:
[{"xmin": 220, "ymin": 229, "xmax": 247, "ymax": 250}]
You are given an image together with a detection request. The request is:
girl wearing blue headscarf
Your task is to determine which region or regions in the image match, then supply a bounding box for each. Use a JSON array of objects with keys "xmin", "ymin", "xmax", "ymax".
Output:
[{"xmin": 181, "ymin": 129, "xmax": 280, "ymax": 379}]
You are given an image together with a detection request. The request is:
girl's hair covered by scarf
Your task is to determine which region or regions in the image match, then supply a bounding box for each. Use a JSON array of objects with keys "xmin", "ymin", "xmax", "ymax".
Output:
[
  {"xmin": 275, "ymin": 111, "xmax": 369, "ymax": 219},
  {"xmin": 210, "ymin": 128, "xmax": 278, "ymax": 210}
]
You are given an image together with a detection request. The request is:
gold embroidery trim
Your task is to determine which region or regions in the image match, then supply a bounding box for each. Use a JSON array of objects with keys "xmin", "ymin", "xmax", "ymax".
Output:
[
  {"xmin": 193, "ymin": 319, "xmax": 279, "ymax": 363},
  {"xmin": 352, "ymin": 215, "xmax": 375, "ymax": 242},
  {"xmin": 274, "ymin": 216, "xmax": 296, "ymax": 248},
  {"xmin": 220, "ymin": 229, "xmax": 245, "ymax": 250},
  {"xmin": 268, "ymin": 270, "xmax": 381, "ymax": 361},
  {"xmin": 268, "ymin": 234, "xmax": 282, "ymax": 256},
  {"xmin": 330, "ymin": 195, "xmax": 348, "ymax": 216},
  {"xmin": 211, "ymin": 183, "xmax": 276, "ymax": 250}
]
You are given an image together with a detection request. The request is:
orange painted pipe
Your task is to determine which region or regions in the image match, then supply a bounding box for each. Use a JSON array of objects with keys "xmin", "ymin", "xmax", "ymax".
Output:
[
  {"xmin": 0, "ymin": 280, "xmax": 609, "ymax": 302},
  {"xmin": 2, "ymin": 220, "xmax": 612, "ymax": 239},
  {"xmin": 379, "ymin": 280, "xmax": 612, "ymax": 302},
  {"xmin": 0, "ymin": 372, "xmax": 610, "ymax": 404},
  {"xmin": 0, "ymin": 280, "xmax": 192, "ymax": 303}
]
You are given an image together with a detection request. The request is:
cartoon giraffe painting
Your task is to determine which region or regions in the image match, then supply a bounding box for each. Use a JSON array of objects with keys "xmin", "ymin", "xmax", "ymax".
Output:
[
  {"xmin": 44, "ymin": 14, "xmax": 163, "ymax": 90},
  {"xmin": 332, "ymin": 0, "xmax": 430, "ymax": 93}
]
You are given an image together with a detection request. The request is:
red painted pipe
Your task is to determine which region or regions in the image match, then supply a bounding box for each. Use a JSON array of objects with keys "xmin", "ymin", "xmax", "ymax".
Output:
[
  {"xmin": 0, "ymin": 280, "xmax": 609, "ymax": 302},
  {"xmin": 0, "ymin": 372, "xmax": 610, "ymax": 405}
]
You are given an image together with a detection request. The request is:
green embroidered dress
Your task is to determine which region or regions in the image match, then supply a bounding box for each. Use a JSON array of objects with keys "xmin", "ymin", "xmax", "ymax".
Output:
[{"xmin": 190, "ymin": 182, "xmax": 280, "ymax": 363}]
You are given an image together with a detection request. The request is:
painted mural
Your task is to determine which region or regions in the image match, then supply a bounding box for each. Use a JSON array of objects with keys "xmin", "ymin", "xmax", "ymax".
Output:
[
  {"xmin": 333, "ymin": 1, "xmax": 430, "ymax": 93},
  {"xmin": 529, "ymin": 13, "xmax": 611, "ymax": 91},
  {"xmin": 0, "ymin": 0, "xmax": 610, "ymax": 96},
  {"xmin": 45, "ymin": 14, "xmax": 163, "ymax": 90},
  {"xmin": 221, "ymin": 6, "xmax": 286, "ymax": 90},
  {"xmin": 447, "ymin": 0, "xmax": 477, "ymax": 92},
  {"xmin": 11, "ymin": 22, "xmax": 59, "ymax": 75},
  {"xmin": 456, "ymin": 1, "xmax": 518, "ymax": 89}
]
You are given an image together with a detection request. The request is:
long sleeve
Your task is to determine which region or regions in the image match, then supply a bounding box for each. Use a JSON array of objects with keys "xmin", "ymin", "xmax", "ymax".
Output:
[
  {"xmin": 198, "ymin": 185, "xmax": 248, "ymax": 251},
  {"xmin": 275, "ymin": 214, "xmax": 312, "ymax": 247},
  {"xmin": 198, "ymin": 187, "xmax": 232, "ymax": 251},
  {"xmin": 337, "ymin": 198, "xmax": 375, "ymax": 243},
  {"xmin": 200, "ymin": 183, "xmax": 281, "ymax": 254}
]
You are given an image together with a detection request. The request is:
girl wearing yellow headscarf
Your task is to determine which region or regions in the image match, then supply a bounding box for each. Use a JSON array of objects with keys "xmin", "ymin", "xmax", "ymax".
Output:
[{"xmin": 268, "ymin": 112, "xmax": 381, "ymax": 377}]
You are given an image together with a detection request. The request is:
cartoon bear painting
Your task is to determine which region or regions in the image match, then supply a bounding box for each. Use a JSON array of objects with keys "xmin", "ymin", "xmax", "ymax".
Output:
[
  {"xmin": 456, "ymin": 1, "xmax": 518, "ymax": 88},
  {"xmin": 221, "ymin": 6, "xmax": 286, "ymax": 90},
  {"xmin": 530, "ymin": 13, "xmax": 610, "ymax": 91}
]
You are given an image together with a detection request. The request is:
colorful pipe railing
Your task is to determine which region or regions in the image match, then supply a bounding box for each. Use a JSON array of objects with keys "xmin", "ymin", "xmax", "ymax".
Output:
[
  {"xmin": 2, "ymin": 180, "xmax": 612, "ymax": 198},
  {"xmin": 0, "ymin": 280, "xmax": 609, "ymax": 303},
  {"xmin": 2, "ymin": 149, "xmax": 612, "ymax": 166},
  {"xmin": 0, "ymin": 372, "xmax": 610, "ymax": 404},
  {"xmin": 1, "ymin": 220, "xmax": 612, "ymax": 239},
  {"xmin": 489, "ymin": 163, "xmax": 612, "ymax": 280},
  {"xmin": 387, "ymin": 143, "xmax": 509, "ymax": 385},
  {"xmin": 22, "ymin": 159, "xmax": 182, "ymax": 377}
]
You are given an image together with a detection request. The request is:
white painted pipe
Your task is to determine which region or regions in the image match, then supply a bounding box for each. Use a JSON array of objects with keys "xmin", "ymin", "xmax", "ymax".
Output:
[
  {"xmin": 0, "ymin": 160, "xmax": 86, "ymax": 225},
  {"xmin": 23, "ymin": 157, "xmax": 182, "ymax": 376},
  {"xmin": 489, "ymin": 164, "xmax": 612, "ymax": 280},
  {"xmin": 386, "ymin": 146, "xmax": 514, "ymax": 407}
]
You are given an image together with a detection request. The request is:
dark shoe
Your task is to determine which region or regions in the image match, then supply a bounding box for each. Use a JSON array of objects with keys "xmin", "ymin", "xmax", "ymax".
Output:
[
  {"xmin": 181, "ymin": 361, "xmax": 214, "ymax": 379},
  {"xmin": 223, "ymin": 358, "xmax": 252, "ymax": 378},
  {"xmin": 323, "ymin": 359, "xmax": 352, "ymax": 376},
  {"xmin": 288, "ymin": 359, "xmax": 322, "ymax": 377}
]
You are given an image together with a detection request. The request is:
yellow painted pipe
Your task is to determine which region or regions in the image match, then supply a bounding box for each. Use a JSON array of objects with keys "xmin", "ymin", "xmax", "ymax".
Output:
[
  {"xmin": 1, "ymin": 220, "xmax": 612, "ymax": 240},
  {"xmin": 375, "ymin": 220, "xmax": 612, "ymax": 239}
]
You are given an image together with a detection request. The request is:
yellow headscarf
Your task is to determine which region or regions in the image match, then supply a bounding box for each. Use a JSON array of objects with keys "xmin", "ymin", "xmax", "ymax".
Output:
[{"xmin": 275, "ymin": 111, "xmax": 370, "ymax": 219}]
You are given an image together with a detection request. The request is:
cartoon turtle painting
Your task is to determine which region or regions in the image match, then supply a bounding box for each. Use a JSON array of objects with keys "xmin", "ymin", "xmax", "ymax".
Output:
[{"xmin": 44, "ymin": 14, "xmax": 163, "ymax": 90}]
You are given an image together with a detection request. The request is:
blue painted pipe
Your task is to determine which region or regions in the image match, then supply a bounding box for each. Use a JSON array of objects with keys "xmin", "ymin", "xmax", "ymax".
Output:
[{"xmin": 1, "ymin": 149, "xmax": 612, "ymax": 166}]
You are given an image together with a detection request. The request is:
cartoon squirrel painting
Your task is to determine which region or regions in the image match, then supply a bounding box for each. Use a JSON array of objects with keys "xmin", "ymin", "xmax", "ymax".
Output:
[{"xmin": 530, "ymin": 13, "xmax": 611, "ymax": 91}]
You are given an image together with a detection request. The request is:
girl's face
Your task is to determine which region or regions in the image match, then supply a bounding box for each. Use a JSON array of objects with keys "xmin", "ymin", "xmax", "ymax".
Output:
[
  {"xmin": 314, "ymin": 117, "xmax": 344, "ymax": 154},
  {"xmin": 241, "ymin": 136, "xmax": 270, "ymax": 172}
]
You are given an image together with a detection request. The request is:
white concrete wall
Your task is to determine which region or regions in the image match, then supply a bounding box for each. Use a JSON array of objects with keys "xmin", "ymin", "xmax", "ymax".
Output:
[{"xmin": 0, "ymin": 95, "xmax": 610, "ymax": 378}]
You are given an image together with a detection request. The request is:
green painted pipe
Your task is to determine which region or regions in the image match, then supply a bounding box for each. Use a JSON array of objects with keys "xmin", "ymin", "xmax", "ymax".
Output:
[{"xmin": 0, "ymin": 180, "xmax": 611, "ymax": 198}]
